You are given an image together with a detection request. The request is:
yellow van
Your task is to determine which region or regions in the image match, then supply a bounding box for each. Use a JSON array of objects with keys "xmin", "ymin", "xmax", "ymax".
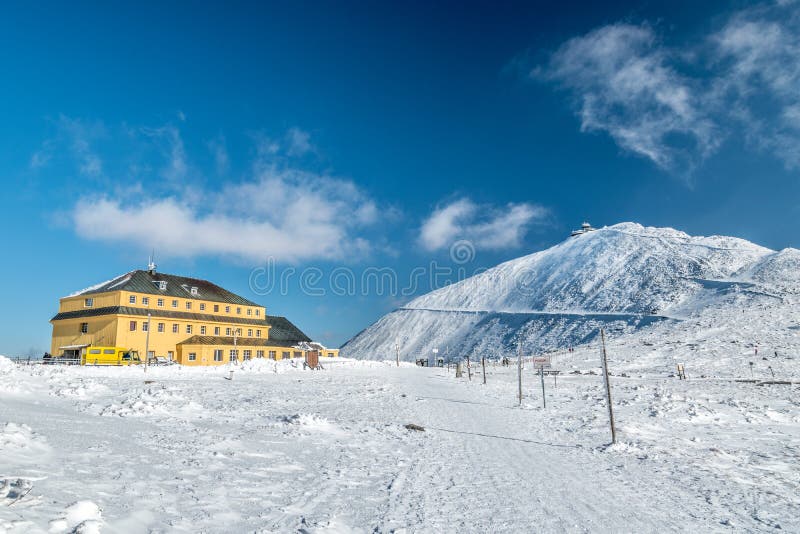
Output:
[{"xmin": 81, "ymin": 347, "xmax": 142, "ymax": 366}]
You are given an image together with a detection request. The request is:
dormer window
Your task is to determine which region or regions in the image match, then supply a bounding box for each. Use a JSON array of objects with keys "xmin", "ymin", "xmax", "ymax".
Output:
[
  {"xmin": 190, "ymin": 287, "xmax": 198, "ymax": 296},
  {"xmin": 153, "ymin": 281, "xmax": 167, "ymax": 291}
]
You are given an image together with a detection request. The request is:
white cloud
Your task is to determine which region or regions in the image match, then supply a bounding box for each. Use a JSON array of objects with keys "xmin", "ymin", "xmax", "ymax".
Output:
[
  {"xmin": 538, "ymin": 24, "xmax": 718, "ymax": 173},
  {"xmin": 710, "ymin": 2, "xmax": 800, "ymax": 169},
  {"xmin": 419, "ymin": 198, "xmax": 547, "ymax": 252},
  {"xmin": 72, "ymin": 167, "xmax": 378, "ymax": 264},
  {"xmin": 536, "ymin": 2, "xmax": 800, "ymax": 172},
  {"xmin": 286, "ymin": 127, "xmax": 313, "ymax": 156}
]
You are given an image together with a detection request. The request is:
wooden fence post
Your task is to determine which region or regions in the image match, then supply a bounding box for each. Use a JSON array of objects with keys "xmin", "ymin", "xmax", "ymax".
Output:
[{"xmin": 600, "ymin": 329, "xmax": 617, "ymax": 444}]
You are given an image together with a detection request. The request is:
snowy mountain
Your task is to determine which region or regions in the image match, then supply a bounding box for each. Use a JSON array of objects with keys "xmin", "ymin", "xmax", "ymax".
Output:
[{"xmin": 341, "ymin": 222, "xmax": 798, "ymax": 360}]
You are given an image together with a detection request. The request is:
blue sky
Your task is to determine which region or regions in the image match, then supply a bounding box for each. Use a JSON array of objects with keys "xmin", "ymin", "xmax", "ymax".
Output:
[{"xmin": 2, "ymin": 0, "xmax": 799, "ymax": 356}]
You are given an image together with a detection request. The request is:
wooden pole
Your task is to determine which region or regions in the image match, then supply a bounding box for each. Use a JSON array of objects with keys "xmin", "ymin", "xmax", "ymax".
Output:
[
  {"xmin": 481, "ymin": 356, "xmax": 486, "ymax": 385},
  {"xmin": 517, "ymin": 342, "xmax": 523, "ymax": 405},
  {"xmin": 395, "ymin": 341, "xmax": 400, "ymax": 367},
  {"xmin": 600, "ymin": 329, "xmax": 616, "ymax": 444},
  {"xmin": 467, "ymin": 356, "xmax": 472, "ymax": 381},
  {"xmin": 539, "ymin": 367, "xmax": 546, "ymax": 408}
]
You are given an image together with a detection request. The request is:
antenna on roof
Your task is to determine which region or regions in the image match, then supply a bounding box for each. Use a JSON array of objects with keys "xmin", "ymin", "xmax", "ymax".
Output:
[{"xmin": 147, "ymin": 250, "xmax": 157, "ymax": 275}]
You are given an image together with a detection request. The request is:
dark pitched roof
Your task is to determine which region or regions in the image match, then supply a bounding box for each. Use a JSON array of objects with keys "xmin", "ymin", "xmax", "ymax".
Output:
[
  {"xmin": 66, "ymin": 270, "xmax": 260, "ymax": 307},
  {"xmin": 264, "ymin": 315, "xmax": 311, "ymax": 343},
  {"xmin": 176, "ymin": 335, "xmax": 299, "ymax": 348},
  {"xmin": 51, "ymin": 306, "xmax": 269, "ymax": 326}
]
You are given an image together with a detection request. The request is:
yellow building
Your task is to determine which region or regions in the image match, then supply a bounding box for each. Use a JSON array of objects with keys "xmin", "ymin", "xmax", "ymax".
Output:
[{"xmin": 50, "ymin": 267, "xmax": 338, "ymax": 365}]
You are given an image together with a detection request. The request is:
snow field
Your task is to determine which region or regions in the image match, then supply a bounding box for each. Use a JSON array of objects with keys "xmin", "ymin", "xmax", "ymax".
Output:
[{"xmin": 1, "ymin": 355, "xmax": 798, "ymax": 532}]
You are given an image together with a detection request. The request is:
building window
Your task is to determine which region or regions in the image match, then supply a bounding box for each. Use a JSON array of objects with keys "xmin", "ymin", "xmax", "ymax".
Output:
[
  {"xmin": 214, "ymin": 304, "xmax": 219, "ymax": 312},
  {"xmin": 84, "ymin": 298, "xmax": 94, "ymax": 307},
  {"xmin": 157, "ymin": 298, "xmax": 164, "ymax": 307},
  {"xmin": 186, "ymin": 301, "xmax": 192, "ymax": 310},
  {"xmin": 130, "ymin": 321, "xmax": 137, "ymax": 331},
  {"xmin": 236, "ymin": 307, "xmax": 241, "ymax": 314},
  {"xmin": 243, "ymin": 350, "xmax": 252, "ymax": 360},
  {"xmin": 256, "ymin": 329, "xmax": 261, "ymax": 338},
  {"xmin": 186, "ymin": 325, "xmax": 192, "ymax": 334},
  {"xmin": 129, "ymin": 295, "xmax": 136, "ymax": 304},
  {"xmin": 214, "ymin": 326, "xmax": 220, "ymax": 335},
  {"xmin": 327, "ymin": 352, "xmax": 334, "ymax": 358},
  {"xmin": 199, "ymin": 303, "xmax": 205, "ymax": 311},
  {"xmin": 256, "ymin": 309, "xmax": 260, "ymax": 316},
  {"xmin": 225, "ymin": 306, "xmax": 230, "ymax": 313},
  {"xmin": 172, "ymin": 299, "xmax": 178, "ymax": 308},
  {"xmin": 158, "ymin": 281, "xmax": 167, "ymax": 290},
  {"xmin": 247, "ymin": 308, "xmax": 252, "ymax": 315},
  {"xmin": 294, "ymin": 351, "xmax": 302, "ymax": 358},
  {"xmin": 158, "ymin": 322, "xmax": 165, "ymax": 333},
  {"xmin": 142, "ymin": 297, "xmax": 149, "ymax": 306},
  {"xmin": 188, "ymin": 352, "xmax": 197, "ymax": 361},
  {"xmin": 256, "ymin": 350, "xmax": 264, "ymax": 358},
  {"xmin": 229, "ymin": 349, "xmax": 238, "ymax": 361},
  {"xmin": 225, "ymin": 327, "xmax": 231, "ymax": 336},
  {"xmin": 80, "ymin": 322, "xmax": 88, "ymax": 334},
  {"xmin": 190, "ymin": 287, "xmax": 198, "ymax": 296},
  {"xmin": 172, "ymin": 324, "xmax": 179, "ymax": 333},
  {"xmin": 282, "ymin": 351, "xmax": 290, "ymax": 359},
  {"xmin": 142, "ymin": 322, "xmax": 149, "ymax": 332},
  {"xmin": 247, "ymin": 329, "xmax": 253, "ymax": 337},
  {"xmin": 200, "ymin": 326, "xmax": 206, "ymax": 335},
  {"xmin": 269, "ymin": 351, "xmax": 276, "ymax": 359},
  {"xmin": 214, "ymin": 349, "xmax": 223, "ymax": 362}
]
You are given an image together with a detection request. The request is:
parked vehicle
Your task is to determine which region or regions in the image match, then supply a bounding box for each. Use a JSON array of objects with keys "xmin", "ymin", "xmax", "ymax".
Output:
[{"xmin": 81, "ymin": 347, "xmax": 142, "ymax": 366}]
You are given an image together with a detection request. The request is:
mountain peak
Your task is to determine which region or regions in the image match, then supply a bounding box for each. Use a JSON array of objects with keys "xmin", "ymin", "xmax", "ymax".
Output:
[{"xmin": 342, "ymin": 223, "xmax": 786, "ymax": 360}]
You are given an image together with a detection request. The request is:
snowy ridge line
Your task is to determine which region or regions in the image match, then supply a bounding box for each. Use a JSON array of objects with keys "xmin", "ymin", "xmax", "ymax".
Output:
[
  {"xmin": 604, "ymin": 225, "xmax": 773, "ymax": 253},
  {"xmin": 399, "ymin": 306, "xmax": 682, "ymax": 321},
  {"xmin": 682, "ymin": 277, "xmax": 785, "ymax": 300}
]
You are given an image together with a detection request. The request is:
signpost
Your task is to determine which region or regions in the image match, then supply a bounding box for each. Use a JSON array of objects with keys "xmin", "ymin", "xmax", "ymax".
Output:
[{"xmin": 532, "ymin": 355, "xmax": 551, "ymax": 370}]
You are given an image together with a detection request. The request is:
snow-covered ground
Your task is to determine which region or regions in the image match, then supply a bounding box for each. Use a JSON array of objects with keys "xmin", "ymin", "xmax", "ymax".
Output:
[{"xmin": 1, "ymin": 353, "xmax": 798, "ymax": 532}]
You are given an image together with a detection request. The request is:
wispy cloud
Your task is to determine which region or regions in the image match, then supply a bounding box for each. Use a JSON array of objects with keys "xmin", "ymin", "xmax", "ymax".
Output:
[
  {"xmin": 533, "ymin": 1, "xmax": 800, "ymax": 173},
  {"xmin": 710, "ymin": 2, "xmax": 800, "ymax": 169},
  {"xmin": 73, "ymin": 166, "xmax": 380, "ymax": 264},
  {"xmin": 419, "ymin": 198, "xmax": 548, "ymax": 252},
  {"xmin": 207, "ymin": 134, "xmax": 229, "ymax": 176},
  {"xmin": 535, "ymin": 24, "xmax": 718, "ymax": 174},
  {"xmin": 30, "ymin": 115, "xmax": 105, "ymax": 177},
  {"xmin": 286, "ymin": 127, "xmax": 313, "ymax": 156},
  {"xmin": 141, "ymin": 124, "xmax": 188, "ymax": 183}
]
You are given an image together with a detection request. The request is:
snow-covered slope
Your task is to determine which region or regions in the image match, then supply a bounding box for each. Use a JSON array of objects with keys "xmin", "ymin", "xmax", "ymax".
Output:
[{"xmin": 342, "ymin": 223, "xmax": 794, "ymax": 360}]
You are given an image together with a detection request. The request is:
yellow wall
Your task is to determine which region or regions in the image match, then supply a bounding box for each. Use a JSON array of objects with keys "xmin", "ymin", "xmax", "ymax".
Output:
[
  {"xmin": 50, "ymin": 316, "xmax": 118, "ymax": 355},
  {"xmin": 113, "ymin": 313, "xmax": 270, "ymax": 359},
  {"xmin": 57, "ymin": 290, "xmax": 266, "ymax": 319},
  {"xmin": 58, "ymin": 292, "xmax": 120, "ymax": 313},
  {"xmin": 176, "ymin": 343, "xmax": 302, "ymax": 365},
  {"xmin": 51, "ymin": 287, "xmax": 334, "ymax": 366}
]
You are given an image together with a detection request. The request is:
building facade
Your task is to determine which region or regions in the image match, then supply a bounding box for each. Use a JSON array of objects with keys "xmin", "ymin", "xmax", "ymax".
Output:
[{"xmin": 50, "ymin": 268, "xmax": 338, "ymax": 365}]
